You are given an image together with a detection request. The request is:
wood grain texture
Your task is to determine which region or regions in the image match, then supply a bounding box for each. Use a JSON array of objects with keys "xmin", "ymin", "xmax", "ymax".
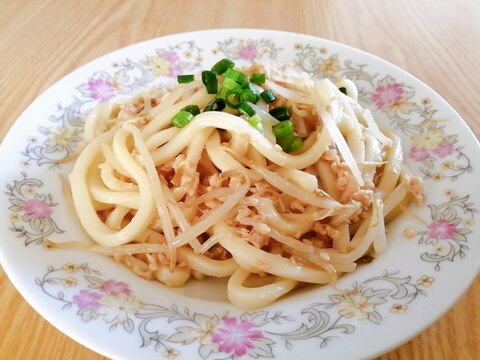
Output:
[{"xmin": 0, "ymin": 0, "xmax": 479, "ymax": 359}]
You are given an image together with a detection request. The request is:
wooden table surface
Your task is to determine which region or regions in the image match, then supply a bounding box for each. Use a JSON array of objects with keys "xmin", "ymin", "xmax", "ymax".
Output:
[{"xmin": 0, "ymin": 0, "xmax": 479, "ymax": 359}]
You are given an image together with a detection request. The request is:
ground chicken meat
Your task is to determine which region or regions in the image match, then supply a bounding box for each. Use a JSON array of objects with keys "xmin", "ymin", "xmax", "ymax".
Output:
[
  {"xmin": 313, "ymin": 222, "xmax": 340, "ymax": 240},
  {"xmin": 231, "ymin": 206, "xmax": 271, "ymax": 248},
  {"xmin": 351, "ymin": 189, "xmax": 374, "ymax": 210},
  {"xmin": 290, "ymin": 199, "xmax": 307, "ymax": 213},
  {"xmin": 408, "ymin": 176, "xmax": 424, "ymax": 205},
  {"xmin": 117, "ymin": 98, "xmax": 145, "ymax": 120},
  {"xmin": 320, "ymin": 149, "xmax": 360, "ymax": 203},
  {"xmin": 205, "ymin": 243, "xmax": 230, "ymax": 260}
]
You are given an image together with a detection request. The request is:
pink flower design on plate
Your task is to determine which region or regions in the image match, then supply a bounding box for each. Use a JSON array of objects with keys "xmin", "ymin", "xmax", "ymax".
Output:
[
  {"xmin": 427, "ymin": 220, "xmax": 457, "ymax": 240},
  {"xmin": 100, "ymin": 279, "xmax": 132, "ymax": 296},
  {"xmin": 432, "ymin": 142, "xmax": 453, "ymax": 158},
  {"xmin": 409, "ymin": 146, "xmax": 431, "ymax": 161},
  {"xmin": 239, "ymin": 46, "xmax": 257, "ymax": 61},
  {"xmin": 211, "ymin": 317, "xmax": 263, "ymax": 357},
  {"xmin": 73, "ymin": 290, "xmax": 102, "ymax": 309},
  {"xmin": 23, "ymin": 199, "xmax": 52, "ymax": 219},
  {"xmin": 87, "ymin": 79, "xmax": 116, "ymax": 101},
  {"xmin": 372, "ymin": 83, "xmax": 404, "ymax": 109},
  {"xmin": 163, "ymin": 51, "xmax": 180, "ymax": 63},
  {"xmin": 168, "ymin": 64, "xmax": 183, "ymax": 77}
]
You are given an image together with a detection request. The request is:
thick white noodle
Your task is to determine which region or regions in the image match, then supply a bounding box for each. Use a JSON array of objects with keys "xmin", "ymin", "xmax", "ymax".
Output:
[
  {"xmin": 70, "ymin": 139, "xmax": 154, "ymax": 246},
  {"xmin": 227, "ymin": 267, "xmax": 297, "ymax": 309},
  {"xmin": 63, "ymin": 67, "xmax": 421, "ymax": 309}
]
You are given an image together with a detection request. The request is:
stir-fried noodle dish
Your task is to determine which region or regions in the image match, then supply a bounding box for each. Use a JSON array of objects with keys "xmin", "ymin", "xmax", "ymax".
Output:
[{"xmin": 48, "ymin": 59, "xmax": 424, "ymax": 309}]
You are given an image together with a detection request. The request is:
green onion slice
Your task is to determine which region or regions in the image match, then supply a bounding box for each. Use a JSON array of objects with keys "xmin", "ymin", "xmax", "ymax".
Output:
[
  {"xmin": 204, "ymin": 98, "xmax": 226, "ymax": 112},
  {"xmin": 225, "ymin": 88, "xmax": 242, "ymax": 109},
  {"xmin": 269, "ymin": 106, "xmax": 291, "ymax": 121},
  {"xmin": 181, "ymin": 105, "xmax": 200, "ymax": 116},
  {"xmin": 288, "ymin": 136, "xmax": 304, "ymax": 152},
  {"xmin": 225, "ymin": 68, "xmax": 248, "ymax": 85},
  {"xmin": 211, "ymin": 58, "xmax": 235, "ymax": 75},
  {"xmin": 260, "ymin": 89, "xmax": 276, "ymax": 103},
  {"xmin": 248, "ymin": 114, "xmax": 264, "ymax": 132},
  {"xmin": 273, "ymin": 120, "xmax": 294, "ymax": 139},
  {"xmin": 171, "ymin": 111, "xmax": 193, "ymax": 128},
  {"xmin": 277, "ymin": 137, "xmax": 294, "ymax": 151},
  {"xmin": 177, "ymin": 74, "xmax": 195, "ymax": 84},
  {"xmin": 238, "ymin": 102, "xmax": 256, "ymax": 117},
  {"xmin": 250, "ymin": 73, "xmax": 266, "ymax": 84},
  {"xmin": 201, "ymin": 70, "xmax": 218, "ymax": 94},
  {"xmin": 222, "ymin": 77, "xmax": 240, "ymax": 90},
  {"xmin": 218, "ymin": 77, "xmax": 240, "ymax": 99},
  {"xmin": 241, "ymin": 89, "xmax": 259, "ymax": 104}
]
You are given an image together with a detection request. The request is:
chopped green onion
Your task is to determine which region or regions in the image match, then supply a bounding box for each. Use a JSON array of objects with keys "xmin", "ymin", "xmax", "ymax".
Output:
[
  {"xmin": 211, "ymin": 58, "xmax": 235, "ymax": 75},
  {"xmin": 204, "ymin": 98, "xmax": 226, "ymax": 112},
  {"xmin": 241, "ymin": 89, "xmax": 259, "ymax": 103},
  {"xmin": 250, "ymin": 73, "xmax": 266, "ymax": 84},
  {"xmin": 239, "ymin": 82, "xmax": 260, "ymax": 103},
  {"xmin": 273, "ymin": 120, "xmax": 294, "ymax": 139},
  {"xmin": 272, "ymin": 121, "xmax": 302, "ymax": 152},
  {"xmin": 339, "ymin": 87, "xmax": 347, "ymax": 95},
  {"xmin": 241, "ymin": 81, "xmax": 259, "ymax": 93},
  {"xmin": 201, "ymin": 70, "xmax": 218, "ymax": 94},
  {"xmin": 177, "ymin": 74, "xmax": 195, "ymax": 84},
  {"xmin": 238, "ymin": 102, "xmax": 256, "ymax": 117},
  {"xmin": 260, "ymin": 89, "xmax": 276, "ymax": 103},
  {"xmin": 181, "ymin": 105, "xmax": 200, "ymax": 116},
  {"xmin": 225, "ymin": 88, "xmax": 242, "ymax": 109},
  {"xmin": 225, "ymin": 68, "xmax": 248, "ymax": 85},
  {"xmin": 248, "ymin": 114, "xmax": 264, "ymax": 132},
  {"xmin": 218, "ymin": 77, "xmax": 240, "ymax": 98},
  {"xmin": 269, "ymin": 106, "xmax": 291, "ymax": 121},
  {"xmin": 223, "ymin": 77, "xmax": 240, "ymax": 90},
  {"xmin": 277, "ymin": 137, "xmax": 294, "ymax": 151},
  {"xmin": 242, "ymin": 81, "xmax": 260, "ymax": 94},
  {"xmin": 288, "ymin": 136, "xmax": 304, "ymax": 152},
  {"xmin": 171, "ymin": 111, "xmax": 193, "ymax": 128}
]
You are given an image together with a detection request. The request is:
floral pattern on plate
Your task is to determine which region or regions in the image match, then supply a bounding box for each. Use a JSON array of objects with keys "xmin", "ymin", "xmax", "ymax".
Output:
[
  {"xmin": 214, "ymin": 37, "xmax": 282, "ymax": 63},
  {"xmin": 37, "ymin": 263, "xmax": 433, "ymax": 359},
  {"xmin": 20, "ymin": 41, "xmax": 203, "ymax": 168},
  {"xmin": 293, "ymin": 44, "xmax": 472, "ymax": 181},
  {"xmin": 5, "ymin": 172, "xmax": 63, "ymax": 245},
  {"xmin": 417, "ymin": 190, "xmax": 477, "ymax": 271}
]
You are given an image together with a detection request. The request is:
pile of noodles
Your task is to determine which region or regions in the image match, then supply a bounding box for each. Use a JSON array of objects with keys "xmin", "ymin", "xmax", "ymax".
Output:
[{"xmin": 48, "ymin": 63, "xmax": 423, "ymax": 309}]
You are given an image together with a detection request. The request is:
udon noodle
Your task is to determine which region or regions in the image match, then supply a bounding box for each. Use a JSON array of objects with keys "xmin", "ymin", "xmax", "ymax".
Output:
[{"xmin": 48, "ymin": 60, "xmax": 424, "ymax": 309}]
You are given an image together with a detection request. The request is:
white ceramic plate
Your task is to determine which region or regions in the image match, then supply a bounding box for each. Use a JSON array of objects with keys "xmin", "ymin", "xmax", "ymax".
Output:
[{"xmin": 1, "ymin": 29, "xmax": 479, "ymax": 360}]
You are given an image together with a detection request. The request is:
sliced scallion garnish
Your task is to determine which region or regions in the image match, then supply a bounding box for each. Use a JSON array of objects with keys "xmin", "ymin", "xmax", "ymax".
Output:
[
  {"xmin": 201, "ymin": 70, "xmax": 218, "ymax": 94},
  {"xmin": 181, "ymin": 105, "xmax": 200, "ymax": 116},
  {"xmin": 171, "ymin": 111, "xmax": 193, "ymax": 128},
  {"xmin": 225, "ymin": 68, "xmax": 248, "ymax": 85},
  {"xmin": 211, "ymin": 58, "xmax": 235, "ymax": 75},
  {"xmin": 240, "ymin": 82, "xmax": 260, "ymax": 102},
  {"xmin": 288, "ymin": 136, "xmax": 304, "ymax": 152},
  {"xmin": 241, "ymin": 89, "xmax": 259, "ymax": 103},
  {"xmin": 260, "ymin": 89, "xmax": 276, "ymax": 103},
  {"xmin": 177, "ymin": 74, "xmax": 195, "ymax": 84},
  {"xmin": 269, "ymin": 106, "xmax": 291, "ymax": 121},
  {"xmin": 238, "ymin": 102, "xmax": 256, "ymax": 117},
  {"xmin": 248, "ymin": 114, "xmax": 264, "ymax": 132},
  {"xmin": 225, "ymin": 88, "xmax": 242, "ymax": 109},
  {"xmin": 273, "ymin": 120, "xmax": 294, "ymax": 139},
  {"xmin": 218, "ymin": 77, "xmax": 240, "ymax": 99},
  {"xmin": 250, "ymin": 73, "xmax": 266, "ymax": 84},
  {"xmin": 204, "ymin": 98, "xmax": 226, "ymax": 112}
]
